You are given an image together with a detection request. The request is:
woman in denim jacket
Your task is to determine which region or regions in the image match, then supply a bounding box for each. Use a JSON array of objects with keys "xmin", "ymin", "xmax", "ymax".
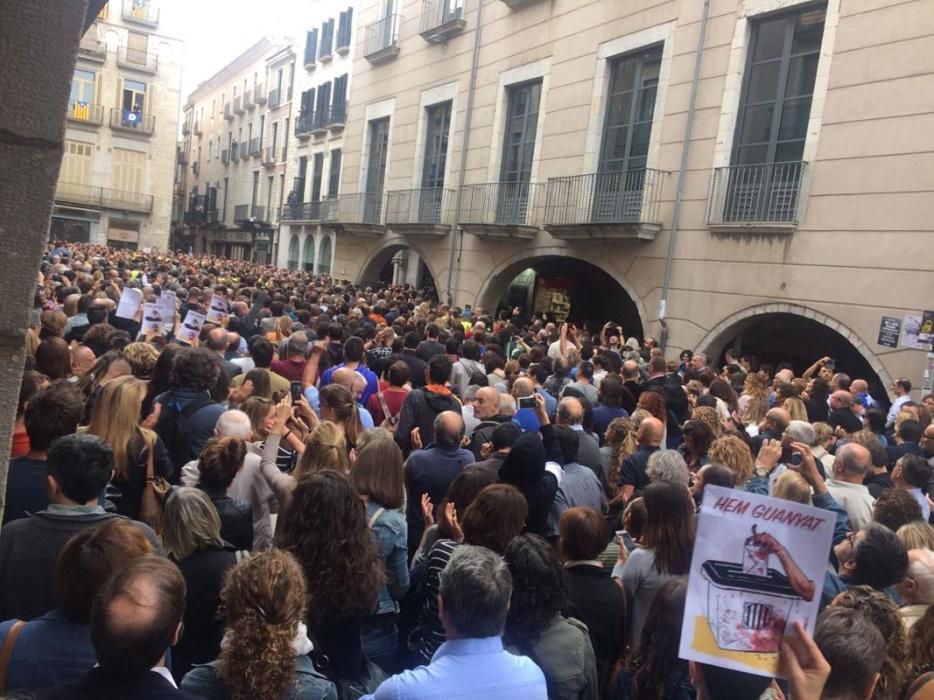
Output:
[{"xmin": 351, "ymin": 438, "xmax": 409, "ymax": 674}]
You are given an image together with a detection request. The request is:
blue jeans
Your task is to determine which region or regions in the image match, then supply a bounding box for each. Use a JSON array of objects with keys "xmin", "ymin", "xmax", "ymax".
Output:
[{"xmin": 361, "ymin": 614, "xmax": 399, "ymax": 675}]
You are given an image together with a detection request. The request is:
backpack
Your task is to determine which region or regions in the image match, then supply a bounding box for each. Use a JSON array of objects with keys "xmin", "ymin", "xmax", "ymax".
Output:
[
  {"xmin": 155, "ymin": 393, "xmax": 216, "ymax": 468},
  {"xmin": 376, "ymin": 388, "xmax": 402, "ymax": 429},
  {"xmin": 459, "ymin": 360, "xmax": 488, "ymax": 387}
]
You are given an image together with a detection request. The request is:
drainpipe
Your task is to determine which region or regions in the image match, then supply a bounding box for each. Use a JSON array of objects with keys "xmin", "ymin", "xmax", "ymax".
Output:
[
  {"xmin": 659, "ymin": 0, "xmax": 710, "ymax": 351},
  {"xmin": 445, "ymin": 0, "xmax": 485, "ymax": 305}
]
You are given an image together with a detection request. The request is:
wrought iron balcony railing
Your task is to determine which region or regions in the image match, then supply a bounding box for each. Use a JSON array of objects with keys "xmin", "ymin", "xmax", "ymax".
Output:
[
  {"xmin": 420, "ymin": 0, "xmax": 466, "ymax": 42},
  {"xmin": 364, "ymin": 14, "xmax": 401, "ymax": 62},
  {"xmin": 708, "ymin": 161, "xmax": 807, "ymax": 227},
  {"xmin": 122, "ymin": 0, "xmax": 159, "ymax": 26},
  {"xmin": 544, "ymin": 169, "xmax": 665, "ymax": 226},
  {"xmin": 109, "ymin": 108, "xmax": 154, "ymax": 134},
  {"xmin": 459, "ymin": 181, "xmax": 544, "ymax": 226},
  {"xmin": 56, "ymin": 181, "xmax": 154, "ymax": 213},
  {"xmin": 281, "ymin": 200, "xmax": 323, "ymax": 222},
  {"xmin": 386, "ymin": 188, "xmax": 454, "ymax": 226},
  {"xmin": 322, "ymin": 193, "xmax": 385, "ymax": 226},
  {"xmin": 117, "ymin": 46, "xmax": 158, "ymax": 73},
  {"xmin": 67, "ymin": 102, "xmax": 104, "ymax": 125}
]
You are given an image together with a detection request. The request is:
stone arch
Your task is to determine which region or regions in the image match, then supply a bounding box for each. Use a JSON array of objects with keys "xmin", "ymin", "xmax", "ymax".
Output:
[
  {"xmin": 695, "ymin": 302, "xmax": 894, "ymax": 391},
  {"xmin": 475, "ymin": 246, "xmax": 648, "ymax": 334},
  {"xmin": 286, "ymin": 234, "xmax": 300, "ymax": 270},
  {"xmin": 356, "ymin": 236, "xmax": 440, "ymax": 289},
  {"xmin": 318, "ymin": 234, "xmax": 333, "ymax": 274},
  {"xmin": 301, "ymin": 233, "xmax": 315, "ymax": 272}
]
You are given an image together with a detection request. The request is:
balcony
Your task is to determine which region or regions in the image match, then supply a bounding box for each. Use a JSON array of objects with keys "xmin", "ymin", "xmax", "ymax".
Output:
[
  {"xmin": 184, "ymin": 207, "xmax": 218, "ymax": 226},
  {"xmin": 56, "ymin": 181, "xmax": 154, "ymax": 213},
  {"xmin": 294, "ymin": 113, "xmax": 314, "ymax": 139},
  {"xmin": 311, "ymin": 108, "xmax": 329, "ymax": 136},
  {"xmin": 500, "ymin": 0, "xmax": 542, "ymax": 7},
  {"xmin": 240, "ymin": 144, "xmax": 251, "ymax": 161},
  {"xmin": 244, "ymin": 88, "xmax": 254, "ymax": 110},
  {"xmin": 386, "ymin": 188, "xmax": 454, "ymax": 236},
  {"xmin": 321, "ymin": 193, "xmax": 386, "ymax": 235},
  {"xmin": 122, "ymin": 0, "xmax": 159, "ymax": 26},
  {"xmin": 249, "ymin": 137, "xmax": 261, "ymax": 158},
  {"xmin": 262, "ymin": 146, "xmax": 277, "ymax": 167},
  {"xmin": 181, "ymin": 120, "xmax": 190, "ymax": 135},
  {"xmin": 66, "ymin": 102, "xmax": 104, "ymax": 126},
  {"xmin": 304, "ymin": 42, "xmax": 316, "ymax": 71},
  {"xmin": 223, "ymin": 102, "xmax": 233, "ymax": 120},
  {"xmin": 544, "ymin": 169, "xmax": 666, "ymax": 240},
  {"xmin": 267, "ymin": 87, "xmax": 281, "ymax": 109},
  {"xmin": 707, "ymin": 161, "xmax": 807, "ymax": 235},
  {"xmin": 109, "ymin": 108, "xmax": 154, "ymax": 135},
  {"xmin": 254, "ymin": 83, "xmax": 266, "ymax": 104},
  {"xmin": 193, "ymin": 120, "xmax": 202, "ymax": 135},
  {"xmin": 177, "ymin": 150, "xmax": 187, "ymax": 165},
  {"xmin": 117, "ymin": 46, "xmax": 158, "ymax": 73},
  {"xmin": 77, "ymin": 37, "xmax": 107, "ymax": 62},
  {"xmin": 229, "ymin": 142, "xmax": 240, "ymax": 161},
  {"xmin": 328, "ymin": 100, "xmax": 347, "ymax": 131},
  {"xmin": 221, "ymin": 149, "xmax": 230, "ymax": 165},
  {"xmin": 233, "ymin": 95, "xmax": 243, "ymax": 114},
  {"xmin": 234, "ymin": 204, "xmax": 268, "ymax": 223},
  {"xmin": 281, "ymin": 200, "xmax": 323, "ymax": 223},
  {"xmin": 420, "ymin": 0, "xmax": 466, "ymax": 43},
  {"xmin": 192, "ymin": 161, "xmax": 200, "ymax": 176},
  {"xmin": 364, "ymin": 14, "xmax": 401, "ymax": 63},
  {"xmin": 459, "ymin": 181, "xmax": 544, "ymax": 239}
]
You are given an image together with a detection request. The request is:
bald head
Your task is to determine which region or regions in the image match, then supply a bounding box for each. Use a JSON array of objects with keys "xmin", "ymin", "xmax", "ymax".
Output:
[
  {"xmin": 622, "ymin": 360, "xmax": 639, "ymax": 381},
  {"xmin": 833, "ymin": 442, "xmax": 871, "ymax": 482},
  {"xmin": 765, "ymin": 407, "xmax": 791, "ymax": 433},
  {"xmin": 512, "ymin": 377, "xmax": 534, "ymax": 398},
  {"xmin": 71, "ymin": 345, "xmax": 96, "ymax": 377},
  {"xmin": 638, "ymin": 417, "xmax": 664, "ymax": 447},
  {"xmin": 850, "ymin": 379, "xmax": 868, "ymax": 395},
  {"xmin": 474, "ymin": 386, "xmax": 501, "ymax": 420},
  {"xmin": 830, "ymin": 390, "xmax": 853, "ymax": 410},
  {"xmin": 206, "ymin": 327, "xmax": 229, "ymax": 352},
  {"xmin": 433, "ymin": 410, "xmax": 465, "ymax": 448},
  {"xmin": 775, "ymin": 368, "xmax": 794, "ymax": 385},
  {"xmin": 331, "ymin": 367, "xmax": 355, "ymax": 390},
  {"xmin": 557, "ymin": 397, "xmax": 583, "ymax": 426}
]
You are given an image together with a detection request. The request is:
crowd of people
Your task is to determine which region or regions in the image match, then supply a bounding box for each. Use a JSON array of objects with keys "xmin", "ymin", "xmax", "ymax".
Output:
[{"xmin": 0, "ymin": 240, "xmax": 933, "ymax": 699}]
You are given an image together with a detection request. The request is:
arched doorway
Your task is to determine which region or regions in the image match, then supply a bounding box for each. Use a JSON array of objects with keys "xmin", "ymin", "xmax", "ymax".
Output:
[
  {"xmin": 357, "ymin": 241, "xmax": 437, "ymax": 293},
  {"xmin": 477, "ymin": 253, "xmax": 645, "ymax": 338},
  {"xmin": 286, "ymin": 234, "xmax": 299, "ymax": 270},
  {"xmin": 697, "ymin": 304, "xmax": 893, "ymax": 404},
  {"xmin": 319, "ymin": 236, "xmax": 332, "ymax": 275},
  {"xmin": 301, "ymin": 235, "xmax": 315, "ymax": 272}
]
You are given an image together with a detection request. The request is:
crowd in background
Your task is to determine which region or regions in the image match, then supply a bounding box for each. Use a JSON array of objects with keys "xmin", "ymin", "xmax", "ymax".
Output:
[{"xmin": 0, "ymin": 241, "xmax": 932, "ymax": 700}]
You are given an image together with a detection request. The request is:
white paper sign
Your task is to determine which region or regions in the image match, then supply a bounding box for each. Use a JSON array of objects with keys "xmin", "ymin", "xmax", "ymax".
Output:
[
  {"xmin": 140, "ymin": 303, "xmax": 164, "ymax": 335},
  {"xmin": 177, "ymin": 310, "xmax": 206, "ymax": 345},
  {"xmin": 156, "ymin": 291, "xmax": 176, "ymax": 320},
  {"xmin": 679, "ymin": 485, "xmax": 834, "ymax": 679},
  {"xmin": 115, "ymin": 287, "xmax": 143, "ymax": 320},
  {"xmin": 901, "ymin": 314, "xmax": 924, "ymax": 350},
  {"xmin": 206, "ymin": 294, "xmax": 229, "ymax": 324}
]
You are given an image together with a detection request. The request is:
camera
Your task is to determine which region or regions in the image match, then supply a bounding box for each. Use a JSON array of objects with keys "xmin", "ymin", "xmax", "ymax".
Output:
[{"xmin": 518, "ymin": 396, "xmax": 536, "ymax": 409}]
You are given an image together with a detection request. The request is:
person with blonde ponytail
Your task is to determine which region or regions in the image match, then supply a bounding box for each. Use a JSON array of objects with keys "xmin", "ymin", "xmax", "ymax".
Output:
[
  {"xmin": 180, "ymin": 549, "xmax": 338, "ymax": 700},
  {"xmin": 83, "ymin": 374, "xmax": 173, "ymax": 520}
]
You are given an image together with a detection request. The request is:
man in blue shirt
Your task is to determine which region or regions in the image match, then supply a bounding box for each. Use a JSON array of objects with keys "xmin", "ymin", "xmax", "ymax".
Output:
[{"xmin": 362, "ymin": 545, "xmax": 546, "ymax": 700}]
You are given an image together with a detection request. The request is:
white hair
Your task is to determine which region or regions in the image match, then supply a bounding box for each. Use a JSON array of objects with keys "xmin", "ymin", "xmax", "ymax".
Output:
[
  {"xmin": 646, "ymin": 449, "xmax": 690, "ymax": 488},
  {"xmin": 908, "ymin": 548, "xmax": 934, "ymax": 604},
  {"xmin": 499, "ymin": 394, "xmax": 516, "ymax": 417},
  {"xmin": 215, "ymin": 410, "xmax": 253, "ymax": 439}
]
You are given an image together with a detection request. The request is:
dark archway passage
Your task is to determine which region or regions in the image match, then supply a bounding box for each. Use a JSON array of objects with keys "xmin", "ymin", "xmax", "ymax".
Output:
[
  {"xmin": 358, "ymin": 244, "xmax": 437, "ymax": 293},
  {"xmin": 482, "ymin": 256, "xmax": 644, "ymax": 339},
  {"xmin": 706, "ymin": 312, "xmax": 889, "ymax": 404}
]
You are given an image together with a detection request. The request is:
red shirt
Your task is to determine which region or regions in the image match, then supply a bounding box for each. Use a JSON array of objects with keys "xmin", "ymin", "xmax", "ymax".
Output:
[
  {"xmin": 367, "ymin": 387, "xmax": 410, "ymax": 425},
  {"xmin": 269, "ymin": 359, "xmax": 307, "ymax": 383}
]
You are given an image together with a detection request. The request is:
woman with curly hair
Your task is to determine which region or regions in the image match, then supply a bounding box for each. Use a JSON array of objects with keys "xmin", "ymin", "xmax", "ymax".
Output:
[
  {"xmin": 738, "ymin": 373, "xmax": 768, "ymax": 425},
  {"xmin": 601, "ymin": 417, "xmax": 637, "ymax": 501},
  {"xmin": 637, "ymin": 390, "xmax": 668, "ymax": 447},
  {"xmin": 613, "ymin": 577, "xmax": 692, "ymax": 700},
  {"xmin": 180, "ymin": 549, "xmax": 338, "ymax": 700},
  {"xmin": 907, "ymin": 606, "xmax": 934, "ymax": 681},
  {"xmin": 707, "ymin": 435, "xmax": 755, "ymax": 487},
  {"xmin": 410, "ymin": 483, "xmax": 528, "ymax": 665},
  {"xmin": 832, "ymin": 585, "xmax": 910, "ymax": 700},
  {"xmin": 503, "ymin": 534, "xmax": 599, "ymax": 699},
  {"xmin": 277, "ymin": 471, "xmax": 384, "ymax": 688}
]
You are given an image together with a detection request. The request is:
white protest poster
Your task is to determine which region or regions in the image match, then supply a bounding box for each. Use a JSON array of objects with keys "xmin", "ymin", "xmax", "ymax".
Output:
[
  {"xmin": 140, "ymin": 303, "xmax": 164, "ymax": 335},
  {"xmin": 901, "ymin": 314, "xmax": 923, "ymax": 350},
  {"xmin": 177, "ymin": 310, "xmax": 206, "ymax": 345},
  {"xmin": 679, "ymin": 485, "xmax": 834, "ymax": 679},
  {"xmin": 206, "ymin": 294, "xmax": 229, "ymax": 324},
  {"xmin": 156, "ymin": 290, "xmax": 176, "ymax": 320},
  {"xmin": 115, "ymin": 287, "xmax": 143, "ymax": 319}
]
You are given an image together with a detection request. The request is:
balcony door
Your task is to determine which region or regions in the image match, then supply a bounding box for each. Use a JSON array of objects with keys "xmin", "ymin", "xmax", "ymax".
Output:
[
  {"xmin": 596, "ymin": 46, "xmax": 661, "ymax": 222},
  {"xmin": 127, "ymin": 31, "xmax": 148, "ymax": 66},
  {"xmin": 311, "ymin": 153, "xmax": 324, "ymax": 218},
  {"xmin": 498, "ymin": 80, "xmax": 541, "ymax": 223},
  {"xmin": 121, "ymin": 79, "xmax": 146, "ymax": 126},
  {"xmin": 420, "ymin": 101, "xmax": 451, "ymax": 223},
  {"xmin": 727, "ymin": 6, "xmax": 825, "ymax": 221},
  {"xmin": 365, "ymin": 117, "xmax": 390, "ymax": 223}
]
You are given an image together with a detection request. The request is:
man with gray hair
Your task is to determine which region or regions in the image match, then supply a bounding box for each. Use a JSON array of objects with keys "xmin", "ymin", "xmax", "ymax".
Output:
[
  {"xmin": 825, "ymin": 442, "xmax": 875, "ymax": 530},
  {"xmin": 362, "ymin": 545, "xmax": 546, "ymax": 699},
  {"xmin": 180, "ymin": 409, "xmax": 275, "ymax": 550},
  {"xmin": 895, "ymin": 548, "xmax": 934, "ymax": 630},
  {"xmin": 646, "ymin": 449, "xmax": 691, "ymax": 491}
]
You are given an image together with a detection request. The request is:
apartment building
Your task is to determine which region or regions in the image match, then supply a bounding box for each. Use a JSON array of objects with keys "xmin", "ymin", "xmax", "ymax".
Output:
[
  {"xmin": 278, "ymin": 2, "xmax": 358, "ymax": 274},
  {"xmin": 320, "ymin": 0, "xmax": 934, "ymax": 398},
  {"xmin": 51, "ymin": 0, "xmax": 182, "ymax": 250},
  {"xmin": 177, "ymin": 38, "xmax": 292, "ymax": 262}
]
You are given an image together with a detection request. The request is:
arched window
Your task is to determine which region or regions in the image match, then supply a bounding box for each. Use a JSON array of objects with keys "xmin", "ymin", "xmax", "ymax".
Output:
[
  {"xmin": 318, "ymin": 235, "xmax": 332, "ymax": 274},
  {"xmin": 286, "ymin": 234, "xmax": 299, "ymax": 270},
  {"xmin": 302, "ymin": 235, "xmax": 316, "ymax": 272}
]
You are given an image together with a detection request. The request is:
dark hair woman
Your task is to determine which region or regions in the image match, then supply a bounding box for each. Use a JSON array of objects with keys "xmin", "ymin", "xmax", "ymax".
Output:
[
  {"xmin": 504, "ymin": 534, "xmax": 599, "ymax": 699},
  {"xmin": 180, "ymin": 550, "xmax": 337, "ymax": 700},
  {"xmin": 614, "ymin": 577, "xmax": 692, "ymax": 700},
  {"xmin": 679, "ymin": 419, "xmax": 715, "ymax": 473},
  {"xmin": 410, "ymin": 483, "xmax": 527, "ymax": 665},
  {"xmin": 196, "ymin": 436, "xmax": 253, "ymax": 551},
  {"xmin": 319, "ymin": 383, "xmax": 364, "ymax": 449},
  {"xmin": 351, "ymin": 439, "xmax": 409, "ymax": 674},
  {"xmin": 277, "ymin": 471, "xmax": 384, "ymax": 688},
  {"xmin": 615, "ymin": 481, "xmax": 694, "ymax": 650}
]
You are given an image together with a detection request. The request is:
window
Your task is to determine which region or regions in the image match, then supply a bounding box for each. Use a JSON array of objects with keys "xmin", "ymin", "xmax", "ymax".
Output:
[
  {"xmin": 317, "ymin": 82, "xmax": 332, "ymax": 127},
  {"xmin": 305, "ymin": 29, "xmax": 318, "ymax": 66},
  {"xmin": 222, "ymin": 177, "xmax": 229, "ymax": 221},
  {"xmin": 296, "ymin": 156, "xmax": 308, "ymax": 201},
  {"xmin": 365, "ymin": 118, "xmax": 390, "ymax": 222},
  {"xmin": 723, "ymin": 5, "xmax": 826, "ymax": 222},
  {"xmin": 60, "ymin": 141, "xmax": 93, "ymax": 191},
  {"xmin": 70, "ymin": 69, "xmax": 96, "ymax": 105},
  {"xmin": 498, "ymin": 80, "xmax": 541, "ymax": 221},
  {"xmin": 251, "ymin": 171, "xmax": 260, "ymax": 210},
  {"xmin": 266, "ymin": 175, "xmax": 274, "ymax": 221},
  {"xmin": 259, "ymin": 115, "xmax": 265, "ymax": 147},
  {"xmin": 337, "ymin": 8, "xmax": 353, "ymax": 49},
  {"xmin": 112, "ymin": 148, "xmax": 145, "ymax": 193},
  {"xmin": 300, "ymin": 88, "xmax": 315, "ymax": 128},
  {"xmin": 121, "ymin": 78, "xmax": 147, "ymax": 125},
  {"xmin": 126, "ymin": 31, "xmax": 148, "ymax": 65},
  {"xmin": 332, "ymin": 74, "xmax": 348, "ymax": 120},
  {"xmin": 320, "ymin": 19, "xmax": 334, "ymax": 58},
  {"xmin": 328, "ymin": 149, "xmax": 342, "ymax": 197},
  {"xmin": 271, "ymin": 122, "xmax": 278, "ymax": 152},
  {"xmin": 107, "ymin": 220, "xmax": 139, "ymax": 250},
  {"xmin": 211, "ymin": 99, "xmax": 216, "ymax": 117},
  {"xmin": 311, "ymin": 153, "xmax": 324, "ymax": 203},
  {"xmin": 420, "ymin": 101, "xmax": 451, "ymax": 223}
]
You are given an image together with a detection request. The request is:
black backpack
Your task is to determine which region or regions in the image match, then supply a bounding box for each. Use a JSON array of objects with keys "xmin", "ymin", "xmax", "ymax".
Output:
[{"xmin": 155, "ymin": 393, "xmax": 216, "ymax": 468}]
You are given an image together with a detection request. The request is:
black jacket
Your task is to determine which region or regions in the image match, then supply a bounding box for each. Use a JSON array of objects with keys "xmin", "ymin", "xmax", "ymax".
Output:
[
  {"xmin": 34, "ymin": 669, "xmax": 201, "ymax": 699},
  {"xmin": 394, "ymin": 388, "xmax": 461, "ymax": 455},
  {"xmin": 499, "ymin": 427, "xmax": 560, "ymax": 537},
  {"xmin": 205, "ymin": 491, "xmax": 253, "ymax": 552},
  {"xmin": 468, "ymin": 415, "xmax": 511, "ymax": 459},
  {"xmin": 400, "ymin": 350, "xmax": 428, "ymax": 389}
]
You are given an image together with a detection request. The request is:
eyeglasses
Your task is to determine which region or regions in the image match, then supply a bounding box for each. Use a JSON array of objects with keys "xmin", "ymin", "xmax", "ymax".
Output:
[{"xmin": 845, "ymin": 532, "xmax": 856, "ymax": 548}]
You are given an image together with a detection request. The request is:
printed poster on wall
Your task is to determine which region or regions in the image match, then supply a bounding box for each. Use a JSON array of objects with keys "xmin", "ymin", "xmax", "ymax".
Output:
[
  {"xmin": 919, "ymin": 310, "xmax": 934, "ymax": 343},
  {"xmin": 679, "ymin": 485, "xmax": 834, "ymax": 679},
  {"xmin": 877, "ymin": 316, "xmax": 901, "ymax": 348},
  {"xmin": 901, "ymin": 315, "xmax": 923, "ymax": 350}
]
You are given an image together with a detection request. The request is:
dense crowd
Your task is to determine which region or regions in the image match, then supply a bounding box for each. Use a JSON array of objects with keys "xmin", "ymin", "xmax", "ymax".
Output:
[{"xmin": 0, "ymin": 241, "xmax": 932, "ymax": 700}]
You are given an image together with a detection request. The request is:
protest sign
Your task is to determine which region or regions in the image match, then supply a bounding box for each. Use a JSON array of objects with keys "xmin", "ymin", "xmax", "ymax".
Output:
[
  {"xmin": 115, "ymin": 287, "xmax": 143, "ymax": 320},
  {"xmin": 679, "ymin": 485, "xmax": 834, "ymax": 679},
  {"xmin": 207, "ymin": 294, "xmax": 229, "ymax": 324},
  {"xmin": 901, "ymin": 314, "xmax": 923, "ymax": 350},
  {"xmin": 177, "ymin": 310, "xmax": 206, "ymax": 345},
  {"xmin": 140, "ymin": 303, "xmax": 164, "ymax": 335},
  {"xmin": 156, "ymin": 290, "xmax": 176, "ymax": 320},
  {"xmin": 919, "ymin": 310, "xmax": 934, "ymax": 343},
  {"xmin": 877, "ymin": 316, "xmax": 900, "ymax": 348}
]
